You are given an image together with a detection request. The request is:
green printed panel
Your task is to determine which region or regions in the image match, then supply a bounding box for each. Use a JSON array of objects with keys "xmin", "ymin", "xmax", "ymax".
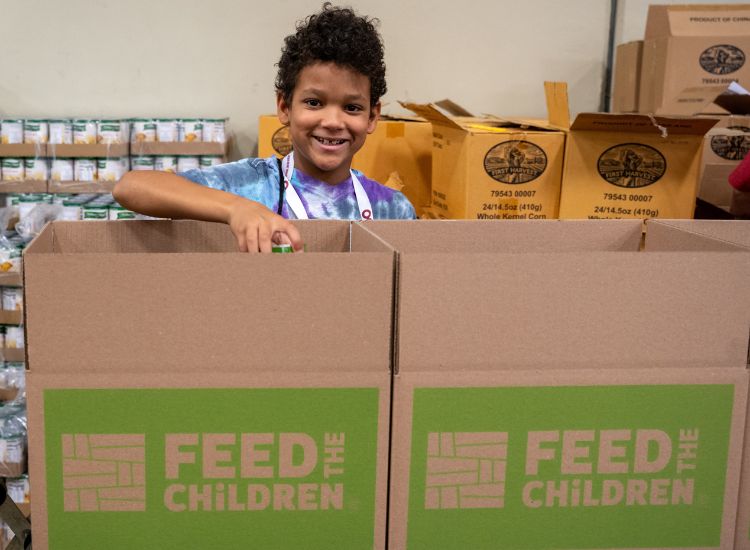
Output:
[
  {"xmin": 44, "ymin": 388, "xmax": 380, "ymax": 549},
  {"xmin": 407, "ymin": 385, "xmax": 734, "ymax": 549}
]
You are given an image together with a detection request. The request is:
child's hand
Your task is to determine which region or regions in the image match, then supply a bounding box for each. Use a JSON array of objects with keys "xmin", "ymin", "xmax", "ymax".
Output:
[{"xmin": 227, "ymin": 198, "xmax": 303, "ymax": 253}]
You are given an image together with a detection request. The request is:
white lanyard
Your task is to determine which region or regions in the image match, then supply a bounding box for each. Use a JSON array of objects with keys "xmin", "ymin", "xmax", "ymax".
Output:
[{"xmin": 281, "ymin": 153, "xmax": 373, "ymax": 220}]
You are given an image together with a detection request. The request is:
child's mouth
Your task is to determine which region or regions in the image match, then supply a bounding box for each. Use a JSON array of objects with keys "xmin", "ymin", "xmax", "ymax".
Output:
[{"xmin": 314, "ymin": 136, "xmax": 347, "ymax": 146}]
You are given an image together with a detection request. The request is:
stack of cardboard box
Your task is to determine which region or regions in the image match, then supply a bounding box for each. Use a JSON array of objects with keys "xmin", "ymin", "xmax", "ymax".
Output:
[{"xmin": 22, "ymin": 218, "xmax": 750, "ymax": 548}]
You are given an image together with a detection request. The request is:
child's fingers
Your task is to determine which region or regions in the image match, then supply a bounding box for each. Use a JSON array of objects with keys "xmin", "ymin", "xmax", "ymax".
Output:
[
  {"xmin": 244, "ymin": 225, "xmax": 260, "ymax": 254},
  {"xmin": 257, "ymin": 222, "xmax": 274, "ymax": 254}
]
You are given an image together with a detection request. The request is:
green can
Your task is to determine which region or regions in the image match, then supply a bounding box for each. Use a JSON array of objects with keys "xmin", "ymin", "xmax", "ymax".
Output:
[{"xmin": 271, "ymin": 243, "xmax": 294, "ymax": 254}]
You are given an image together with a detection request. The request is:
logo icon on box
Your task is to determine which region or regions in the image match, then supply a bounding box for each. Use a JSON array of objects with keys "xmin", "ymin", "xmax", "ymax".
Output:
[
  {"xmin": 597, "ymin": 143, "xmax": 666, "ymax": 188},
  {"xmin": 699, "ymin": 45, "xmax": 746, "ymax": 75},
  {"xmin": 483, "ymin": 140, "xmax": 547, "ymax": 184},
  {"xmin": 61, "ymin": 434, "xmax": 146, "ymax": 512},
  {"xmin": 710, "ymin": 130, "xmax": 750, "ymax": 161},
  {"xmin": 424, "ymin": 432, "xmax": 507, "ymax": 510}
]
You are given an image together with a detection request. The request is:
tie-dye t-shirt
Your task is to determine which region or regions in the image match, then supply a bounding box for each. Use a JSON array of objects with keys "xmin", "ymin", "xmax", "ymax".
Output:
[{"xmin": 179, "ymin": 156, "xmax": 416, "ymax": 220}]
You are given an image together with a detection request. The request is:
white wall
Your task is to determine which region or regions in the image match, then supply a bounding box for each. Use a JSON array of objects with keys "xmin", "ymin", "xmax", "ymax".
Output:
[{"xmin": 0, "ymin": 0, "xmax": 743, "ymax": 159}]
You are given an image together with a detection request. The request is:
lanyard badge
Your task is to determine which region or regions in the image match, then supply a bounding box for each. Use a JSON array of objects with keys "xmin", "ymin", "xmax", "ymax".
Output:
[{"xmin": 281, "ymin": 153, "xmax": 373, "ymax": 220}]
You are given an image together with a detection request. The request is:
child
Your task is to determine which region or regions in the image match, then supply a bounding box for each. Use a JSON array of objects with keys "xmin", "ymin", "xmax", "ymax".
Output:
[{"xmin": 114, "ymin": 4, "xmax": 416, "ymax": 253}]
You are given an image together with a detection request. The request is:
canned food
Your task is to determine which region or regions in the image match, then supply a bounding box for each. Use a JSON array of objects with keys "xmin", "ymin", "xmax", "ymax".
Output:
[
  {"xmin": 131, "ymin": 156, "xmax": 155, "ymax": 171},
  {"xmin": 74, "ymin": 158, "xmax": 97, "ymax": 181},
  {"xmin": 23, "ymin": 119, "xmax": 48, "ymax": 144},
  {"xmin": 1, "ymin": 288, "xmax": 22, "ymax": 312},
  {"xmin": 0, "ymin": 120, "xmax": 23, "ymax": 145},
  {"xmin": 97, "ymin": 119, "xmax": 125, "ymax": 144},
  {"xmin": 51, "ymin": 158, "xmax": 74, "ymax": 181},
  {"xmin": 82, "ymin": 204, "xmax": 108, "ymax": 220},
  {"xmin": 272, "ymin": 243, "xmax": 294, "ymax": 253},
  {"xmin": 6, "ymin": 475, "xmax": 29, "ymax": 504},
  {"xmin": 72, "ymin": 119, "xmax": 97, "ymax": 144},
  {"xmin": 199, "ymin": 156, "xmax": 223, "ymax": 168},
  {"xmin": 119, "ymin": 120, "xmax": 131, "ymax": 144},
  {"xmin": 52, "ymin": 193, "xmax": 73, "ymax": 205},
  {"xmin": 202, "ymin": 118, "xmax": 226, "ymax": 143},
  {"xmin": 23, "ymin": 158, "xmax": 48, "ymax": 181},
  {"xmin": 156, "ymin": 119, "xmax": 178, "ymax": 142},
  {"xmin": 17, "ymin": 194, "xmax": 44, "ymax": 222},
  {"xmin": 109, "ymin": 204, "xmax": 137, "ymax": 220},
  {"xmin": 96, "ymin": 157, "xmax": 127, "ymax": 182},
  {"xmin": 130, "ymin": 118, "xmax": 156, "ymax": 142},
  {"xmin": 0, "ymin": 159, "xmax": 24, "ymax": 181},
  {"xmin": 48, "ymin": 119, "xmax": 73, "ymax": 144},
  {"xmin": 179, "ymin": 119, "xmax": 203, "ymax": 142},
  {"xmin": 177, "ymin": 156, "xmax": 200, "ymax": 172},
  {"xmin": 60, "ymin": 199, "xmax": 82, "ymax": 221},
  {"xmin": 5, "ymin": 327, "xmax": 23, "ymax": 348},
  {"xmin": 154, "ymin": 156, "xmax": 177, "ymax": 173}
]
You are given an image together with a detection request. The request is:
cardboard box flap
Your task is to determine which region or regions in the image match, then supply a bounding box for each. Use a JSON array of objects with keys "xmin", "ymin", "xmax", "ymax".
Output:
[
  {"xmin": 647, "ymin": 219, "xmax": 750, "ymax": 250},
  {"xmin": 569, "ymin": 113, "xmax": 719, "ymax": 135},
  {"xmin": 395, "ymin": 251, "xmax": 750, "ymax": 372},
  {"xmin": 434, "ymin": 99, "xmax": 474, "ymax": 118},
  {"xmin": 24, "ymin": 220, "xmax": 396, "ymax": 374},
  {"xmin": 360, "ymin": 220, "xmax": 643, "ymax": 253},
  {"xmin": 544, "ymin": 81, "xmax": 571, "ymax": 129},
  {"xmin": 399, "ymin": 102, "xmax": 464, "ymax": 131},
  {"xmin": 645, "ymin": 4, "xmax": 750, "ymax": 39},
  {"xmin": 668, "ymin": 84, "xmax": 750, "ymax": 116}
]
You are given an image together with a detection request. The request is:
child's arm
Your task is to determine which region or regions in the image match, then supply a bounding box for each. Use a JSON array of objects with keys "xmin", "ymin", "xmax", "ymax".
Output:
[{"xmin": 113, "ymin": 171, "xmax": 303, "ymax": 253}]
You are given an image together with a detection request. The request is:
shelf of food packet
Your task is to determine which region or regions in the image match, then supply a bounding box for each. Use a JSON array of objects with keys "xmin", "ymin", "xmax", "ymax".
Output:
[
  {"xmin": 0, "ymin": 142, "xmax": 229, "ymax": 158},
  {"xmin": 0, "ymin": 180, "xmax": 114, "ymax": 194}
]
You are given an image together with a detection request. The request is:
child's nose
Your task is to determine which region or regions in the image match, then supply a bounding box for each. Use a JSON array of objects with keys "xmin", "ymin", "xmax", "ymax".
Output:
[{"xmin": 320, "ymin": 107, "xmax": 345, "ymax": 129}]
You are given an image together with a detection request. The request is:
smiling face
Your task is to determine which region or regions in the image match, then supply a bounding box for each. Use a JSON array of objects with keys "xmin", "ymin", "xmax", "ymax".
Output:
[{"xmin": 277, "ymin": 61, "xmax": 380, "ymax": 185}]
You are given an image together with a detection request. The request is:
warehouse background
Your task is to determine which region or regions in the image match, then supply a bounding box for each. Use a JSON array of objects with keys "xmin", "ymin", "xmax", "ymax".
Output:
[{"xmin": 0, "ymin": 0, "xmax": 745, "ymax": 158}]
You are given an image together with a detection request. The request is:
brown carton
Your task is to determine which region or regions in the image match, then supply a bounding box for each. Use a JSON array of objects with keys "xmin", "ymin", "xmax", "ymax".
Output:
[
  {"xmin": 400, "ymin": 103, "xmax": 565, "ymax": 220},
  {"xmin": 258, "ymin": 114, "xmax": 432, "ymax": 216},
  {"xmin": 557, "ymin": 112, "xmax": 717, "ymax": 219},
  {"xmin": 357, "ymin": 219, "xmax": 750, "ymax": 549},
  {"xmin": 612, "ymin": 40, "xmax": 643, "ymax": 113},
  {"xmin": 24, "ymin": 220, "xmax": 395, "ymax": 549},
  {"xmin": 646, "ymin": 219, "xmax": 750, "ymax": 549},
  {"xmin": 639, "ymin": 4, "xmax": 750, "ymax": 114}
]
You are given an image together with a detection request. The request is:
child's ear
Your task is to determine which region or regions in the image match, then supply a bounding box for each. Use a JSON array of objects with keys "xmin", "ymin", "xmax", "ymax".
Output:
[
  {"xmin": 277, "ymin": 92, "xmax": 291, "ymax": 125},
  {"xmin": 367, "ymin": 102, "xmax": 381, "ymax": 134}
]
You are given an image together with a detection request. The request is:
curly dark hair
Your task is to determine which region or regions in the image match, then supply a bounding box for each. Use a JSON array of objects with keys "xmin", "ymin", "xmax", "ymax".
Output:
[{"xmin": 275, "ymin": 3, "xmax": 387, "ymax": 107}]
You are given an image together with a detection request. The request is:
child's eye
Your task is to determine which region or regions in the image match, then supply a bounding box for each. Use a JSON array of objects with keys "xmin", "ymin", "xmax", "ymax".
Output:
[
  {"xmin": 345, "ymin": 104, "xmax": 364, "ymax": 113},
  {"xmin": 303, "ymin": 98, "xmax": 321, "ymax": 107}
]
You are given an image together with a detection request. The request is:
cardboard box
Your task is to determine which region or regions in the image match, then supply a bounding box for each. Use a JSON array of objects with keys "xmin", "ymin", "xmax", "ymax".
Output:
[
  {"xmin": 613, "ymin": 40, "xmax": 643, "ymax": 113},
  {"xmin": 24, "ymin": 219, "xmax": 395, "ymax": 549},
  {"xmin": 400, "ymin": 103, "xmax": 565, "ymax": 220},
  {"xmin": 639, "ymin": 4, "xmax": 750, "ymax": 114},
  {"xmin": 0, "ymin": 144, "xmax": 45, "ymax": 158},
  {"xmin": 557, "ymin": 113, "xmax": 717, "ymax": 219},
  {"xmin": 645, "ymin": 220, "xmax": 750, "ymax": 550},
  {"xmin": 129, "ymin": 141, "xmax": 227, "ymax": 157},
  {"xmin": 356, "ymin": 219, "xmax": 750, "ymax": 549},
  {"xmin": 47, "ymin": 143, "xmax": 129, "ymax": 158},
  {"xmin": 258, "ymin": 115, "xmax": 432, "ymax": 216}
]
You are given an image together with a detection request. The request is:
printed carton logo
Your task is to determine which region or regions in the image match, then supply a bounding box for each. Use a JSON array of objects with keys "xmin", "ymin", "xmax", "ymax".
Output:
[
  {"xmin": 710, "ymin": 130, "xmax": 750, "ymax": 160},
  {"xmin": 699, "ymin": 45, "xmax": 746, "ymax": 75},
  {"xmin": 163, "ymin": 432, "xmax": 346, "ymax": 512},
  {"xmin": 597, "ymin": 143, "xmax": 666, "ymax": 188},
  {"xmin": 425, "ymin": 432, "xmax": 507, "ymax": 509},
  {"xmin": 272, "ymin": 126, "xmax": 293, "ymax": 156},
  {"xmin": 62, "ymin": 434, "xmax": 146, "ymax": 512},
  {"xmin": 522, "ymin": 428, "xmax": 697, "ymax": 508},
  {"xmin": 483, "ymin": 140, "xmax": 547, "ymax": 184}
]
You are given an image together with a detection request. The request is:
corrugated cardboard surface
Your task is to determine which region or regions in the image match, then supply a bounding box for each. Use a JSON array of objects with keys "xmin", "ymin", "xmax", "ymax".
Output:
[
  {"xmin": 646, "ymin": 220, "xmax": 750, "ymax": 549},
  {"xmin": 389, "ymin": 368, "xmax": 748, "ymax": 550},
  {"xmin": 558, "ymin": 114, "xmax": 716, "ymax": 220},
  {"xmin": 28, "ymin": 370, "xmax": 391, "ymax": 550},
  {"xmin": 640, "ymin": 4, "xmax": 750, "ymax": 114},
  {"xmin": 25, "ymin": 220, "xmax": 395, "ymax": 549},
  {"xmin": 401, "ymin": 103, "xmax": 565, "ymax": 220},
  {"xmin": 613, "ymin": 41, "xmax": 643, "ymax": 113},
  {"xmin": 24, "ymin": 220, "xmax": 394, "ymax": 373},
  {"xmin": 356, "ymin": 220, "xmax": 750, "ymax": 549},
  {"xmin": 257, "ymin": 115, "xmax": 432, "ymax": 215}
]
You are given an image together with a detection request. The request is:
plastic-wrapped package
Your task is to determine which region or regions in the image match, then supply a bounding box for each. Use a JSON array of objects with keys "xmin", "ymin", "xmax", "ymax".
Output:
[
  {"xmin": 0, "ymin": 403, "xmax": 26, "ymax": 477},
  {"xmin": 15, "ymin": 203, "xmax": 63, "ymax": 240}
]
